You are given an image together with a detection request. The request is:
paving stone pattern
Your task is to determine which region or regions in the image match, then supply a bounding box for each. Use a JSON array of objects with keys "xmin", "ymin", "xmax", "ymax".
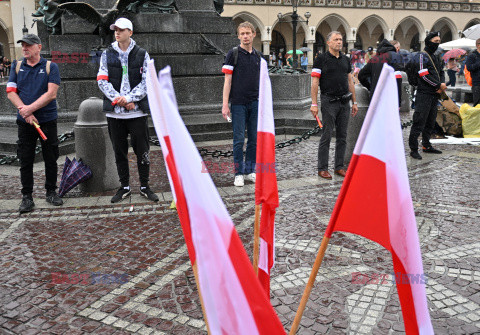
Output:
[{"xmin": 0, "ymin": 117, "xmax": 479, "ymax": 334}]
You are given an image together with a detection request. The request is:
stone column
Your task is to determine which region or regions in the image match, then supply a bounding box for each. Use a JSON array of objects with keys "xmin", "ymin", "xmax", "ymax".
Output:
[
  {"xmin": 262, "ymin": 40, "xmax": 271, "ymax": 56},
  {"xmin": 388, "ymin": 29, "xmax": 395, "ymax": 41},
  {"xmin": 347, "ymin": 40, "xmax": 355, "ymax": 52},
  {"xmin": 307, "ymin": 41, "xmax": 315, "ymax": 66}
]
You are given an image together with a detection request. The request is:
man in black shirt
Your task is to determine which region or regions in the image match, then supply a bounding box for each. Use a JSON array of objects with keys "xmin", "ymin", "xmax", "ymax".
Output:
[
  {"xmin": 311, "ymin": 31, "xmax": 358, "ymax": 179},
  {"xmin": 222, "ymin": 21, "xmax": 261, "ymax": 187}
]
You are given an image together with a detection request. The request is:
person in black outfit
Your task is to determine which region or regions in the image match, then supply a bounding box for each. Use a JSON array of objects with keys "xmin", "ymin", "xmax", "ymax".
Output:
[
  {"xmin": 466, "ymin": 38, "xmax": 480, "ymax": 107},
  {"xmin": 408, "ymin": 31, "xmax": 446, "ymax": 160},
  {"xmin": 358, "ymin": 39, "xmax": 403, "ymax": 107},
  {"xmin": 311, "ymin": 31, "xmax": 358, "ymax": 179}
]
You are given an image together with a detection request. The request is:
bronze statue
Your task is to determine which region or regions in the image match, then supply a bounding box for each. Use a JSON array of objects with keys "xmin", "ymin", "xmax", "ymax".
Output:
[
  {"xmin": 32, "ymin": 0, "xmax": 70, "ymax": 35},
  {"xmin": 214, "ymin": 0, "xmax": 224, "ymax": 14},
  {"xmin": 58, "ymin": 0, "xmax": 134, "ymax": 48}
]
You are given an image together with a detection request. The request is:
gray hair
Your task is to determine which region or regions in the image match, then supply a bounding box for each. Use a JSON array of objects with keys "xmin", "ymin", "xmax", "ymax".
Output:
[{"xmin": 327, "ymin": 31, "xmax": 342, "ymax": 42}]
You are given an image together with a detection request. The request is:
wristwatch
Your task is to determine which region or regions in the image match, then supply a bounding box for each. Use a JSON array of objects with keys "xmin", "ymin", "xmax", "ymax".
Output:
[{"xmin": 353, "ymin": 102, "xmax": 358, "ymax": 105}]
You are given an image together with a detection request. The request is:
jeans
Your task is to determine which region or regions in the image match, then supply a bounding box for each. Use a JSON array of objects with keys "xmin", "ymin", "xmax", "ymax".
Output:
[
  {"xmin": 318, "ymin": 96, "xmax": 349, "ymax": 171},
  {"xmin": 231, "ymin": 101, "xmax": 258, "ymax": 175},
  {"xmin": 17, "ymin": 119, "xmax": 59, "ymax": 196},
  {"xmin": 446, "ymin": 69, "xmax": 456, "ymax": 87},
  {"xmin": 107, "ymin": 116, "xmax": 150, "ymax": 187},
  {"xmin": 409, "ymin": 92, "xmax": 438, "ymax": 152}
]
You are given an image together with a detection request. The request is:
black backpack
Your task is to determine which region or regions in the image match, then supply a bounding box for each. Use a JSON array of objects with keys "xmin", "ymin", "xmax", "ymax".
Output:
[
  {"xmin": 405, "ymin": 52, "xmax": 419, "ymax": 87},
  {"xmin": 231, "ymin": 46, "xmax": 263, "ymax": 66}
]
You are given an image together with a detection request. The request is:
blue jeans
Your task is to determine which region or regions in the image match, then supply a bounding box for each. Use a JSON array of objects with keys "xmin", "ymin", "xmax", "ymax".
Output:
[{"xmin": 231, "ymin": 101, "xmax": 258, "ymax": 176}]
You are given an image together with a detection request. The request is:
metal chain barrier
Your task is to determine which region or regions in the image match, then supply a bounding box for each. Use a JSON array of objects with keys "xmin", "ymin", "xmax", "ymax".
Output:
[
  {"xmin": 0, "ymin": 130, "xmax": 75, "ymax": 165},
  {"xmin": 0, "ymin": 120, "xmax": 412, "ymax": 165}
]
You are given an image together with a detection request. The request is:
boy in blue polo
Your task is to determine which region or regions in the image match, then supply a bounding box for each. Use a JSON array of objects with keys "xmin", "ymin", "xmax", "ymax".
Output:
[{"xmin": 7, "ymin": 34, "xmax": 63, "ymax": 213}]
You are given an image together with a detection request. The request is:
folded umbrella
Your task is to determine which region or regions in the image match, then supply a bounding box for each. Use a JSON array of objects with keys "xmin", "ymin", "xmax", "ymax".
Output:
[
  {"xmin": 58, "ymin": 157, "xmax": 92, "ymax": 197},
  {"xmin": 58, "ymin": 156, "xmax": 72, "ymax": 196}
]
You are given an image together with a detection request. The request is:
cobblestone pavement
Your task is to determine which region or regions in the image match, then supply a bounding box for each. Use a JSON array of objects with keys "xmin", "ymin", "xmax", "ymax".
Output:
[{"xmin": 0, "ymin": 118, "xmax": 479, "ymax": 334}]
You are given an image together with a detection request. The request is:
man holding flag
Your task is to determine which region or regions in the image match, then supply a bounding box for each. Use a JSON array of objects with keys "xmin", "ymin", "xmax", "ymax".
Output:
[{"xmin": 222, "ymin": 21, "xmax": 262, "ymax": 187}]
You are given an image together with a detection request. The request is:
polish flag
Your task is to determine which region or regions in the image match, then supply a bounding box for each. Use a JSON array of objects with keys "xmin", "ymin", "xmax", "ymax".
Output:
[
  {"xmin": 325, "ymin": 64, "xmax": 434, "ymax": 334},
  {"xmin": 255, "ymin": 59, "xmax": 279, "ymax": 295},
  {"xmin": 146, "ymin": 62, "xmax": 285, "ymax": 335}
]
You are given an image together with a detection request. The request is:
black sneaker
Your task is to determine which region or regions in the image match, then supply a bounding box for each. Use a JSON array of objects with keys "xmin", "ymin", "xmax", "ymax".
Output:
[
  {"xmin": 140, "ymin": 187, "xmax": 159, "ymax": 202},
  {"xmin": 111, "ymin": 186, "xmax": 131, "ymax": 203},
  {"xmin": 422, "ymin": 146, "xmax": 442, "ymax": 154},
  {"xmin": 19, "ymin": 195, "xmax": 35, "ymax": 214},
  {"xmin": 410, "ymin": 151, "xmax": 422, "ymax": 160},
  {"xmin": 46, "ymin": 191, "xmax": 63, "ymax": 206}
]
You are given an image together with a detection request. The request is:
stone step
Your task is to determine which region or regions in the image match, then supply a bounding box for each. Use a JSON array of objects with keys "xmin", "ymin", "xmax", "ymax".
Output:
[{"xmin": 49, "ymin": 33, "xmax": 237, "ymax": 55}]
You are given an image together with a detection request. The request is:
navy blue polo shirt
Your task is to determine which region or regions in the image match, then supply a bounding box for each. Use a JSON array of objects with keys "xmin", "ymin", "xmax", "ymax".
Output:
[
  {"xmin": 7, "ymin": 57, "xmax": 61, "ymax": 123},
  {"xmin": 222, "ymin": 46, "xmax": 261, "ymax": 105}
]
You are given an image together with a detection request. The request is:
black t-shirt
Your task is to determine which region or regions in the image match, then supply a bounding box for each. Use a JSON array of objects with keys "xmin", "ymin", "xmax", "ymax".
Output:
[
  {"xmin": 222, "ymin": 46, "xmax": 261, "ymax": 105},
  {"xmin": 311, "ymin": 51, "xmax": 352, "ymax": 97}
]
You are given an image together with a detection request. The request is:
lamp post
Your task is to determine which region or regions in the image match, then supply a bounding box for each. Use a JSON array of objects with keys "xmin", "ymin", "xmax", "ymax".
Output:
[
  {"xmin": 22, "ymin": 8, "xmax": 29, "ymax": 35},
  {"xmin": 277, "ymin": 1, "xmax": 310, "ymax": 69}
]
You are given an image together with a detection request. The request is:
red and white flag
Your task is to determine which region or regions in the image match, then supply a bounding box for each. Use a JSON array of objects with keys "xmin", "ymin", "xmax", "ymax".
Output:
[
  {"xmin": 325, "ymin": 64, "xmax": 434, "ymax": 334},
  {"xmin": 146, "ymin": 62, "xmax": 285, "ymax": 335},
  {"xmin": 255, "ymin": 59, "xmax": 279, "ymax": 295}
]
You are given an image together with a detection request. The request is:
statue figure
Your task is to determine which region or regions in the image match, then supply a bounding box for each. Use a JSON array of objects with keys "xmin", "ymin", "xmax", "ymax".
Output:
[
  {"xmin": 58, "ymin": 0, "xmax": 134, "ymax": 48},
  {"xmin": 126, "ymin": 0, "xmax": 177, "ymax": 13},
  {"xmin": 214, "ymin": 0, "xmax": 224, "ymax": 14},
  {"xmin": 32, "ymin": 0, "xmax": 70, "ymax": 35}
]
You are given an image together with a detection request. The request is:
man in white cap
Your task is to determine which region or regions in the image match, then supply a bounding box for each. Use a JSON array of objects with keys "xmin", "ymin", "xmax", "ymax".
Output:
[{"xmin": 97, "ymin": 18, "xmax": 159, "ymax": 203}]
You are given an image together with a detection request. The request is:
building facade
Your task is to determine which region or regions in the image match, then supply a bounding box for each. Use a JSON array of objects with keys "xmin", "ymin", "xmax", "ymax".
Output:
[
  {"xmin": 224, "ymin": 0, "xmax": 480, "ymax": 65},
  {"xmin": 0, "ymin": 0, "xmax": 38, "ymax": 60}
]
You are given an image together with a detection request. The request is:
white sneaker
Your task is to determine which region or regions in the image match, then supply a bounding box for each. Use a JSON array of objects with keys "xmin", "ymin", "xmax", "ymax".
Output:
[
  {"xmin": 234, "ymin": 175, "xmax": 244, "ymax": 187},
  {"xmin": 245, "ymin": 173, "xmax": 256, "ymax": 183}
]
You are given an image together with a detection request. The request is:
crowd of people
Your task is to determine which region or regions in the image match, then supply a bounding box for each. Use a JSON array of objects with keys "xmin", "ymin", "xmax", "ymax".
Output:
[{"xmin": 0, "ymin": 56, "xmax": 12, "ymax": 79}]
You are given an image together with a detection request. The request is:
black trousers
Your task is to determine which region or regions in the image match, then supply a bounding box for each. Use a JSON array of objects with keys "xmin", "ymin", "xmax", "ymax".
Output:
[
  {"xmin": 318, "ymin": 96, "xmax": 349, "ymax": 171},
  {"xmin": 409, "ymin": 92, "xmax": 438, "ymax": 152},
  {"xmin": 17, "ymin": 119, "xmax": 59, "ymax": 196},
  {"xmin": 107, "ymin": 116, "xmax": 150, "ymax": 187},
  {"xmin": 473, "ymin": 85, "xmax": 480, "ymax": 107}
]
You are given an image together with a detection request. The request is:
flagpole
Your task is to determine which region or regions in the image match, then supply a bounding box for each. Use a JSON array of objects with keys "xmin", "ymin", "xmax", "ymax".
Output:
[
  {"xmin": 253, "ymin": 204, "xmax": 261, "ymax": 274},
  {"xmin": 289, "ymin": 236, "xmax": 331, "ymax": 335},
  {"xmin": 192, "ymin": 262, "xmax": 211, "ymax": 334}
]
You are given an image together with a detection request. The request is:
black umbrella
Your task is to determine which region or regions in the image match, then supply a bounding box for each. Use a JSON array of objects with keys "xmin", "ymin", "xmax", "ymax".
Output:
[{"xmin": 58, "ymin": 157, "xmax": 92, "ymax": 197}]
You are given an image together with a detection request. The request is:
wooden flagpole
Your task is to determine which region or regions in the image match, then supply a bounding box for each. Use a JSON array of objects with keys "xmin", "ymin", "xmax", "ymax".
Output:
[
  {"xmin": 192, "ymin": 262, "xmax": 211, "ymax": 334},
  {"xmin": 289, "ymin": 236, "xmax": 331, "ymax": 335},
  {"xmin": 252, "ymin": 204, "xmax": 261, "ymax": 274}
]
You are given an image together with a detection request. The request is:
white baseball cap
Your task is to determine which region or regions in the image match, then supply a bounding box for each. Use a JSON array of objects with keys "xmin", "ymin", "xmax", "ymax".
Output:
[{"xmin": 110, "ymin": 18, "xmax": 133, "ymax": 31}]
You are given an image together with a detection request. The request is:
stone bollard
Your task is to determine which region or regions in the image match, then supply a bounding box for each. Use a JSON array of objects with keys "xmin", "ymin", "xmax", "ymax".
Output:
[
  {"xmin": 344, "ymin": 85, "xmax": 370, "ymax": 166},
  {"xmin": 74, "ymin": 97, "xmax": 120, "ymax": 192}
]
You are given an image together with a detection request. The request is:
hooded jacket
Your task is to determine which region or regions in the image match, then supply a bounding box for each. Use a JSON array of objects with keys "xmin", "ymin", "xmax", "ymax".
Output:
[{"xmin": 358, "ymin": 39, "xmax": 403, "ymax": 106}]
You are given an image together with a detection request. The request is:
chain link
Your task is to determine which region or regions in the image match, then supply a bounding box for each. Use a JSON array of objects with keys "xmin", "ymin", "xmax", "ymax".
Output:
[{"xmin": 0, "ymin": 130, "xmax": 75, "ymax": 166}]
